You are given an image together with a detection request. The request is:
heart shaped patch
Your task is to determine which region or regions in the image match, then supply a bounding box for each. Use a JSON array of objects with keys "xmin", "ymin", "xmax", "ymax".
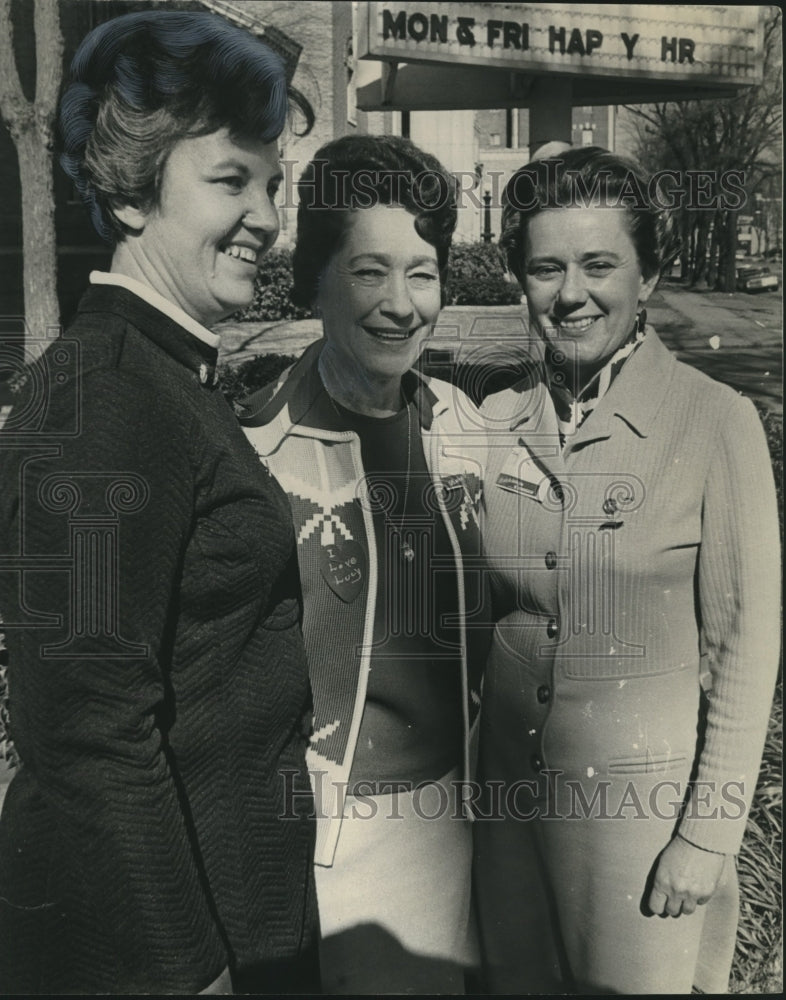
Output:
[{"xmin": 319, "ymin": 539, "xmax": 366, "ymax": 603}]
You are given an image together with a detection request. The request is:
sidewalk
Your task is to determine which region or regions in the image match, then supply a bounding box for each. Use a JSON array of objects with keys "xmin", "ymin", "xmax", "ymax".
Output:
[
  {"xmin": 653, "ymin": 287, "xmax": 762, "ymax": 345},
  {"xmin": 647, "ymin": 283, "xmax": 782, "ymax": 416}
]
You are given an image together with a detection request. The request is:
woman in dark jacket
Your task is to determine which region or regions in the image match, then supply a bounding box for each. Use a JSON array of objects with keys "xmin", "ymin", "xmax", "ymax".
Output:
[{"xmin": 0, "ymin": 11, "xmax": 318, "ymax": 994}]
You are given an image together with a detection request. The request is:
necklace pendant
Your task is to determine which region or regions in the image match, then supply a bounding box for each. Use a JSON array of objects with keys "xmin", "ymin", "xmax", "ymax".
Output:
[{"xmin": 401, "ymin": 540, "xmax": 415, "ymax": 562}]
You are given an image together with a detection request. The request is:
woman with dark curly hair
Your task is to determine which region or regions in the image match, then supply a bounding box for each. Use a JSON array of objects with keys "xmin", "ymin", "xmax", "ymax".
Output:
[
  {"xmin": 474, "ymin": 146, "xmax": 780, "ymax": 994},
  {"xmin": 0, "ymin": 11, "xmax": 318, "ymax": 994},
  {"xmin": 241, "ymin": 134, "xmax": 489, "ymax": 994}
]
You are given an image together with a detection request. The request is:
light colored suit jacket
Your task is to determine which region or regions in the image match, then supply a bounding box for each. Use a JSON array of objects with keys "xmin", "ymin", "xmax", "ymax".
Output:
[{"xmin": 481, "ymin": 329, "xmax": 780, "ymax": 854}]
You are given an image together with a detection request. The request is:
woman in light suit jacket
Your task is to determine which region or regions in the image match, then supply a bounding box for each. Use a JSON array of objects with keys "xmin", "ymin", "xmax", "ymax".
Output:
[{"xmin": 473, "ymin": 147, "xmax": 780, "ymax": 995}]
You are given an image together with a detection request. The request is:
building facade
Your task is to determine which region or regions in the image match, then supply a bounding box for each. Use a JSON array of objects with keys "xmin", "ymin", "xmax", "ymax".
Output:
[{"xmin": 8, "ymin": 1, "xmax": 762, "ymax": 322}]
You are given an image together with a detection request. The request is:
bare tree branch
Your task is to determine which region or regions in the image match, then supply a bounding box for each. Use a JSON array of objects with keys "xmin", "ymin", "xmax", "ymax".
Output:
[{"xmin": 627, "ymin": 6, "xmax": 782, "ymax": 289}]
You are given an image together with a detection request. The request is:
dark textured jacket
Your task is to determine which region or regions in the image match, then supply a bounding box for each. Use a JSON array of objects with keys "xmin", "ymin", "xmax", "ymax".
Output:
[{"xmin": 0, "ymin": 286, "xmax": 318, "ymax": 994}]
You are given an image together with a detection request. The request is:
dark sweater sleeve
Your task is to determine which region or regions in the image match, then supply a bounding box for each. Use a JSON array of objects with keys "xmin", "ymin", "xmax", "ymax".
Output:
[{"xmin": 9, "ymin": 368, "xmax": 227, "ymax": 991}]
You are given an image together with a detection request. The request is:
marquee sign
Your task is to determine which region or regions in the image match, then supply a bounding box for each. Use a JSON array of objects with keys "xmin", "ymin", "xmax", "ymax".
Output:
[{"xmin": 356, "ymin": 3, "xmax": 763, "ymax": 109}]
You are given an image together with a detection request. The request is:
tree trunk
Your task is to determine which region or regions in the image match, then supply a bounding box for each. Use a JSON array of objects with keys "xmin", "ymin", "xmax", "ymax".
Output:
[
  {"xmin": 719, "ymin": 209, "xmax": 739, "ymax": 293},
  {"xmin": 708, "ymin": 211, "xmax": 721, "ymax": 288},
  {"xmin": 0, "ymin": 0, "xmax": 63, "ymax": 360},
  {"xmin": 692, "ymin": 215, "xmax": 710, "ymax": 286},
  {"xmin": 679, "ymin": 213, "xmax": 691, "ymax": 281},
  {"xmin": 17, "ymin": 128, "xmax": 60, "ymax": 353}
]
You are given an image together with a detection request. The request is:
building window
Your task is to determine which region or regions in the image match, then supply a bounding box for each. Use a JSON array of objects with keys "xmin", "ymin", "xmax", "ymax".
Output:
[
  {"xmin": 582, "ymin": 127, "xmax": 594, "ymax": 146},
  {"xmin": 401, "ymin": 110, "xmax": 410, "ymax": 139},
  {"xmin": 489, "ymin": 133, "xmax": 501, "ymax": 147}
]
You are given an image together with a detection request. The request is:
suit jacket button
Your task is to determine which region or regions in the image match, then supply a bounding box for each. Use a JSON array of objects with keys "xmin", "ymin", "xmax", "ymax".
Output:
[
  {"xmin": 546, "ymin": 618, "xmax": 558, "ymax": 638},
  {"xmin": 545, "ymin": 551, "xmax": 557, "ymax": 569},
  {"xmin": 530, "ymin": 754, "xmax": 544, "ymax": 772},
  {"xmin": 537, "ymin": 685, "xmax": 551, "ymax": 704}
]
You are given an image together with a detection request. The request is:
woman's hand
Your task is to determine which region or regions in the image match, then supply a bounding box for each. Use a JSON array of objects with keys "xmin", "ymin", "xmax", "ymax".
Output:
[
  {"xmin": 199, "ymin": 967, "xmax": 233, "ymax": 994},
  {"xmin": 647, "ymin": 835, "xmax": 726, "ymax": 917}
]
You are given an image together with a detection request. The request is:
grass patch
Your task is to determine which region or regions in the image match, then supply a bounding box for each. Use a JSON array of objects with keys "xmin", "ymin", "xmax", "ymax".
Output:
[
  {"xmin": 730, "ymin": 676, "xmax": 783, "ymax": 992},
  {"xmin": 730, "ymin": 405, "xmax": 782, "ymax": 994}
]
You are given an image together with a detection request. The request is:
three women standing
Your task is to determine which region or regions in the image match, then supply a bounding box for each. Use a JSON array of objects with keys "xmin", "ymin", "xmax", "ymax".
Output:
[
  {"xmin": 0, "ymin": 12, "xmax": 318, "ymax": 994},
  {"xmin": 1, "ymin": 23, "xmax": 777, "ymax": 991}
]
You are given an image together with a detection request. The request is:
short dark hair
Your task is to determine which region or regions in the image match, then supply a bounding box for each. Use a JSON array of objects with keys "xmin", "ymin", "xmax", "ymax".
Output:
[
  {"xmin": 291, "ymin": 135, "xmax": 458, "ymax": 308},
  {"xmin": 58, "ymin": 10, "xmax": 314, "ymax": 244},
  {"xmin": 499, "ymin": 146, "xmax": 680, "ymax": 283}
]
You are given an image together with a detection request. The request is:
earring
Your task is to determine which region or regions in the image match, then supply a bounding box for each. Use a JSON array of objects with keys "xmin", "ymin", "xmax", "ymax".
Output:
[{"xmin": 636, "ymin": 308, "xmax": 647, "ymax": 333}]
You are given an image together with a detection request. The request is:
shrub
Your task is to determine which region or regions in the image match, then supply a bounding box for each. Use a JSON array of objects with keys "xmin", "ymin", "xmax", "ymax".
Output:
[
  {"xmin": 754, "ymin": 402, "xmax": 783, "ymax": 531},
  {"xmin": 445, "ymin": 242, "xmax": 523, "ymax": 306},
  {"xmin": 0, "ymin": 620, "xmax": 17, "ymax": 770},
  {"xmin": 234, "ymin": 248, "xmax": 311, "ymax": 322},
  {"xmin": 217, "ymin": 354, "xmax": 299, "ymax": 409},
  {"xmin": 233, "ymin": 241, "xmax": 522, "ymax": 320}
]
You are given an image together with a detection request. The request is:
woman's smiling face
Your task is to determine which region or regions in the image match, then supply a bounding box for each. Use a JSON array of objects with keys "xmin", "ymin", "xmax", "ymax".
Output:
[
  {"xmin": 117, "ymin": 127, "xmax": 283, "ymax": 326},
  {"xmin": 316, "ymin": 204, "xmax": 442, "ymax": 385},
  {"xmin": 523, "ymin": 207, "xmax": 659, "ymax": 370}
]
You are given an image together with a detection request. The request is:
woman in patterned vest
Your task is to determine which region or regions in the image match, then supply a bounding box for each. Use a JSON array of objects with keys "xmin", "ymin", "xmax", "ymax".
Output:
[{"xmin": 241, "ymin": 134, "xmax": 490, "ymax": 994}]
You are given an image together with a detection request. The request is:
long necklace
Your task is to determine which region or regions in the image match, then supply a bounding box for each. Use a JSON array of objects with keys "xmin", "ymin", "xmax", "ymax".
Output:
[
  {"xmin": 325, "ymin": 388, "xmax": 415, "ymax": 563},
  {"xmin": 392, "ymin": 404, "xmax": 415, "ymax": 562}
]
